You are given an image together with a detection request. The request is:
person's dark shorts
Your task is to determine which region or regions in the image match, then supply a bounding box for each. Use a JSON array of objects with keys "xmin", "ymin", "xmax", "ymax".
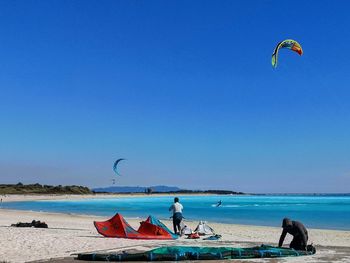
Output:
[{"xmin": 173, "ymin": 212, "xmax": 183, "ymax": 223}]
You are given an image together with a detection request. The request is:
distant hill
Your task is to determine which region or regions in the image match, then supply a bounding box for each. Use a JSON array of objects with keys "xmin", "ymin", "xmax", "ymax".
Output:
[
  {"xmin": 93, "ymin": 185, "xmax": 181, "ymax": 193},
  {"xmin": 0, "ymin": 183, "xmax": 93, "ymax": 195}
]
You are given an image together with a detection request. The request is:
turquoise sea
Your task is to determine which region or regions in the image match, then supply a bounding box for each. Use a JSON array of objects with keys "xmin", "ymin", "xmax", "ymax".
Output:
[{"xmin": 2, "ymin": 195, "xmax": 350, "ymax": 230}]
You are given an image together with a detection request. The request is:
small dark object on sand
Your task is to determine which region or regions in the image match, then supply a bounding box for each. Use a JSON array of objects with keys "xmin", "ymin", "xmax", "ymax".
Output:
[
  {"xmin": 307, "ymin": 244, "xmax": 316, "ymax": 254},
  {"xmin": 11, "ymin": 220, "xmax": 48, "ymax": 228},
  {"xmin": 203, "ymin": 234, "xmax": 222, "ymax": 240}
]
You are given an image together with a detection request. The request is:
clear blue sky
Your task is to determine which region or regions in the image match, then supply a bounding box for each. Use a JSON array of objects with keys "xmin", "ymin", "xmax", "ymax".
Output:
[{"xmin": 1, "ymin": 0, "xmax": 349, "ymax": 193}]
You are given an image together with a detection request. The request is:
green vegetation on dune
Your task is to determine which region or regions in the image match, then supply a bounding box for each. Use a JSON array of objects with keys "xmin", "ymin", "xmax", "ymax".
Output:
[{"xmin": 0, "ymin": 183, "xmax": 93, "ymax": 195}]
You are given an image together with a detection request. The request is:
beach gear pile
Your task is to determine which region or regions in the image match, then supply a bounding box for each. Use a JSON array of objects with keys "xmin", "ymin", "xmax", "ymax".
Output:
[
  {"xmin": 95, "ymin": 214, "xmax": 220, "ymax": 241},
  {"xmin": 194, "ymin": 221, "xmax": 214, "ymax": 235},
  {"xmin": 94, "ymin": 213, "xmax": 177, "ymax": 239},
  {"xmin": 182, "ymin": 221, "xmax": 218, "ymax": 239},
  {"xmin": 11, "ymin": 220, "xmax": 48, "ymax": 228},
  {"xmin": 77, "ymin": 244, "xmax": 316, "ymax": 261}
]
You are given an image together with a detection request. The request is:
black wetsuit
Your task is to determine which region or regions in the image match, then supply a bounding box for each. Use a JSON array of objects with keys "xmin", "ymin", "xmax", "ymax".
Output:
[{"xmin": 279, "ymin": 220, "xmax": 308, "ymax": 250}]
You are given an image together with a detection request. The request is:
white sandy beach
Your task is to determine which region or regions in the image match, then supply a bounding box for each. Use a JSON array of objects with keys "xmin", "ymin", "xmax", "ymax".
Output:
[{"xmin": 0, "ymin": 195, "xmax": 350, "ymax": 263}]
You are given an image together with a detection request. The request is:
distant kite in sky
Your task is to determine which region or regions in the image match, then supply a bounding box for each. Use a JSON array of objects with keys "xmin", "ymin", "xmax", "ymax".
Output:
[
  {"xmin": 272, "ymin": 39, "xmax": 303, "ymax": 68},
  {"xmin": 113, "ymin": 158, "xmax": 125, "ymax": 176}
]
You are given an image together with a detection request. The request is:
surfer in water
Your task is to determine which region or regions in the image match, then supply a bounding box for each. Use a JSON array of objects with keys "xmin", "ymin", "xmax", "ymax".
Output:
[{"xmin": 216, "ymin": 200, "xmax": 222, "ymax": 207}]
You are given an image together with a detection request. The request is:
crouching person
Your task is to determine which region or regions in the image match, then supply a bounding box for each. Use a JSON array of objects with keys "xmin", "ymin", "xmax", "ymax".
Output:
[{"xmin": 279, "ymin": 217, "xmax": 308, "ymax": 251}]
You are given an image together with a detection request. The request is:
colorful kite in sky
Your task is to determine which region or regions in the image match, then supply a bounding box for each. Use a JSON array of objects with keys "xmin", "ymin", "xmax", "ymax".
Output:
[{"xmin": 272, "ymin": 39, "xmax": 303, "ymax": 68}]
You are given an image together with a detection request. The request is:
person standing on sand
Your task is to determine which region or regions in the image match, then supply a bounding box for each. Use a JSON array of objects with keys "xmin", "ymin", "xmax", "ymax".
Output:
[
  {"xmin": 169, "ymin": 197, "xmax": 183, "ymax": 235},
  {"xmin": 279, "ymin": 217, "xmax": 308, "ymax": 250}
]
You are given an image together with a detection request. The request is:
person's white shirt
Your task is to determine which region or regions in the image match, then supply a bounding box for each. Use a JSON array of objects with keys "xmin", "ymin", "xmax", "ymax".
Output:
[{"xmin": 169, "ymin": 202, "xmax": 183, "ymax": 214}]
